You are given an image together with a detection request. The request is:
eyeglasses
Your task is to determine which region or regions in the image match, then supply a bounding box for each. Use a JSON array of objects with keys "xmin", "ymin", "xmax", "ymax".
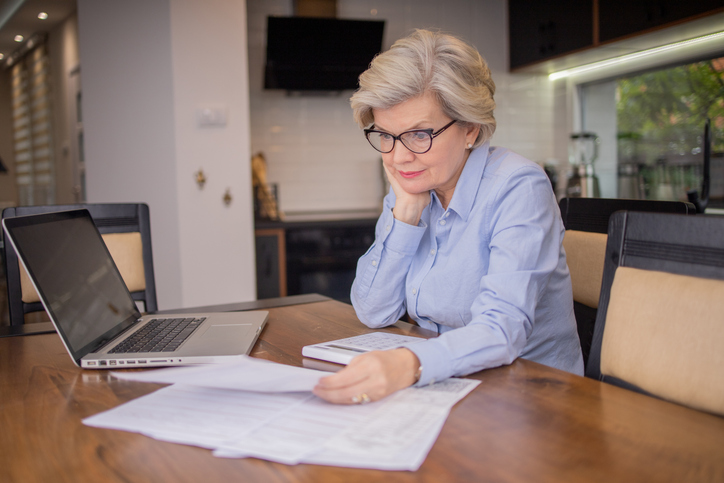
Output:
[{"xmin": 364, "ymin": 120, "xmax": 457, "ymax": 154}]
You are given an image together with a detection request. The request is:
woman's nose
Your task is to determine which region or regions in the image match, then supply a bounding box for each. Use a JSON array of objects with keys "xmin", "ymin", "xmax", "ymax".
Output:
[{"xmin": 391, "ymin": 140, "xmax": 415, "ymax": 163}]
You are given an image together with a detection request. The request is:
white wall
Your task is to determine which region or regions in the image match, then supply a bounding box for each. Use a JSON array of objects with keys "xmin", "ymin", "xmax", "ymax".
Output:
[
  {"xmin": 77, "ymin": 0, "xmax": 255, "ymax": 309},
  {"xmin": 169, "ymin": 0, "xmax": 256, "ymax": 307},
  {"xmin": 247, "ymin": 0, "xmax": 557, "ymax": 215}
]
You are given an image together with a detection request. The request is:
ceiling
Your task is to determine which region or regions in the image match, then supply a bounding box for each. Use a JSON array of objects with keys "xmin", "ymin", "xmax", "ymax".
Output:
[
  {"xmin": 0, "ymin": 0, "xmax": 721, "ymax": 76},
  {"xmin": 0, "ymin": 0, "xmax": 76, "ymax": 63}
]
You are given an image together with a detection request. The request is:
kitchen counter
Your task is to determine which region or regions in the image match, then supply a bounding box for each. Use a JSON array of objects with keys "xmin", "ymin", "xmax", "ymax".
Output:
[{"xmin": 255, "ymin": 209, "xmax": 381, "ymax": 227}]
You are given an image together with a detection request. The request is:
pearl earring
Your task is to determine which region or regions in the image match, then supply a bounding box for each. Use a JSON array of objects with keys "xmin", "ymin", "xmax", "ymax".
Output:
[{"xmin": 467, "ymin": 143, "xmax": 473, "ymax": 149}]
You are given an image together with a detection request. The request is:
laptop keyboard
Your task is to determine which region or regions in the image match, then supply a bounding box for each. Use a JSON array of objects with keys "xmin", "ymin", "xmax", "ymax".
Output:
[{"xmin": 109, "ymin": 317, "xmax": 206, "ymax": 353}]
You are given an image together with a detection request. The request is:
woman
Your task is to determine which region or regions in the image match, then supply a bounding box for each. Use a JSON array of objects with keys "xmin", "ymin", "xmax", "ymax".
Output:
[{"xmin": 313, "ymin": 29, "xmax": 583, "ymax": 405}]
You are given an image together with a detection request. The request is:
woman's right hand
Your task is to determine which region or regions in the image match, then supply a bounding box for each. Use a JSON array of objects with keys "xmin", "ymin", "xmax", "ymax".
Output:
[
  {"xmin": 383, "ymin": 163, "xmax": 429, "ymax": 226},
  {"xmin": 313, "ymin": 348, "xmax": 421, "ymax": 404}
]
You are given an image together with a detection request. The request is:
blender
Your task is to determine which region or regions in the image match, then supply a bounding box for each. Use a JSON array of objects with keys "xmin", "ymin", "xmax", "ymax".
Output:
[{"xmin": 566, "ymin": 132, "xmax": 600, "ymax": 198}]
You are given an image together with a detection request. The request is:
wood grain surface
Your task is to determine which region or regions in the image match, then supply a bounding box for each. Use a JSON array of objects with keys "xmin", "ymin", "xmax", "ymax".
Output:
[{"xmin": 1, "ymin": 299, "xmax": 723, "ymax": 482}]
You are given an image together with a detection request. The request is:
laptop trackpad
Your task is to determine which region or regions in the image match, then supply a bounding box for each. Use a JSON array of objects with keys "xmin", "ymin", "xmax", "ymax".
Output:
[{"xmin": 201, "ymin": 324, "xmax": 252, "ymax": 341}]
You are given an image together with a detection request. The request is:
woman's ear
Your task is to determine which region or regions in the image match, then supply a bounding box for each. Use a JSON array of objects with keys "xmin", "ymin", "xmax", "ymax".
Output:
[{"xmin": 466, "ymin": 124, "xmax": 481, "ymax": 147}]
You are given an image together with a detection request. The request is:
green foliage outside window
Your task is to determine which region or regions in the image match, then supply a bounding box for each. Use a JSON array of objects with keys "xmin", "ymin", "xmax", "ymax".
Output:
[
  {"xmin": 616, "ymin": 57, "xmax": 724, "ymax": 201},
  {"xmin": 617, "ymin": 57, "xmax": 724, "ymax": 156}
]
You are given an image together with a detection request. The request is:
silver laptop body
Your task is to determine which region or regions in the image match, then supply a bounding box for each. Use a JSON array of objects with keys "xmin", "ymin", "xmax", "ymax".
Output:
[{"xmin": 2, "ymin": 209, "xmax": 268, "ymax": 369}]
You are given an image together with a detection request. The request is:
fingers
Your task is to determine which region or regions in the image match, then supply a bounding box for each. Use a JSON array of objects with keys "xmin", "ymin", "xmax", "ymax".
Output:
[
  {"xmin": 313, "ymin": 356, "xmax": 376, "ymax": 404},
  {"xmin": 313, "ymin": 381, "xmax": 369, "ymax": 405},
  {"xmin": 314, "ymin": 365, "xmax": 369, "ymax": 393},
  {"xmin": 382, "ymin": 163, "xmax": 403, "ymax": 196},
  {"xmin": 382, "ymin": 163, "xmax": 429, "ymax": 225},
  {"xmin": 312, "ymin": 349, "xmax": 420, "ymax": 405}
]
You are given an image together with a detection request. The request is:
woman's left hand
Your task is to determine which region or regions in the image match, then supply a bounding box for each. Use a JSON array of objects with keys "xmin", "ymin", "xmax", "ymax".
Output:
[{"xmin": 312, "ymin": 348, "xmax": 420, "ymax": 404}]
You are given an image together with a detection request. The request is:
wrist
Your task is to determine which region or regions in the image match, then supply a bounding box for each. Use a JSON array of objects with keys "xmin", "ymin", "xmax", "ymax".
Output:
[
  {"xmin": 399, "ymin": 348, "xmax": 422, "ymax": 386},
  {"xmin": 412, "ymin": 363, "xmax": 423, "ymax": 385},
  {"xmin": 392, "ymin": 203, "xmax": 423, "ymax": 226}
]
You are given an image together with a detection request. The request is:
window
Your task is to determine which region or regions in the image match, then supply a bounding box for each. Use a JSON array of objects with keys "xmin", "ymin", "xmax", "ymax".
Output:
[{"xmin": 580, "ymin": 56, "xmax": 723, "ymax": 207}]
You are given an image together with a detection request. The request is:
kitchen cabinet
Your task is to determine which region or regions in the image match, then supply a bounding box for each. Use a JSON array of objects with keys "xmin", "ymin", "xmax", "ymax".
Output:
[
  {"xmin": 598, "ymin": 0, "xmax": 724, "ymax": 42},
  {"xmin": 255, "ymin": 217, "xmax": 377, "ymax": 302},
  {"xmin": 255, "ymin": 228, "xmax": 286, "ymax": 299},
  {"xmin": 509, "ymin": 0, "xmax": 594, "ymax": 69},
  {"xmin": 509, "ymin": 0, "xmax": 724, "ymax": 70}
]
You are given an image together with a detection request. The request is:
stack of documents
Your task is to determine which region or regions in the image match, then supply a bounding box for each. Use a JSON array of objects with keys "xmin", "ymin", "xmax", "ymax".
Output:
[{"xmin": 83, "ymin": 356, "xmax": 479, "ymax": 471}]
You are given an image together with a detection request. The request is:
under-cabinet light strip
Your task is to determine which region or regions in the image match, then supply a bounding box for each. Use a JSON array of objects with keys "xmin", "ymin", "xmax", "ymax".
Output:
[{"xmin": 549, "ymin": 30, "xmax": 724, "ymax": 80}]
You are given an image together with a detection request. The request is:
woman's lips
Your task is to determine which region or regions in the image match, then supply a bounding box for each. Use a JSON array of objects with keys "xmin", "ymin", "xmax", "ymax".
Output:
[{"xmin": 399, "ymin": 170, "xmax": 424, "ymax": 179}]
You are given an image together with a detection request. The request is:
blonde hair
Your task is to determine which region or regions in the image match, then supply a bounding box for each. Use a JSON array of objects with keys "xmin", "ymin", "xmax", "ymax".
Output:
[{"xmin": 350, "ymin": 29, "xmax": 496, "ymax": 147}]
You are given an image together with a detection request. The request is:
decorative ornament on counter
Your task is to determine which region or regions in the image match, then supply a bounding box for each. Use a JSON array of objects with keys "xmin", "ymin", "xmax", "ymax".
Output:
[{"xmin": 251, "ymin": 152, "xmax": 282, "ymax": 220}]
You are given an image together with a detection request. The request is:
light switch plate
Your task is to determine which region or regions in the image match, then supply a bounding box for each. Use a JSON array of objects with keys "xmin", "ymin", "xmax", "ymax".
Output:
[{"xmin": 196, "ymin": 106, "xmax": 227, "ymax": 127}]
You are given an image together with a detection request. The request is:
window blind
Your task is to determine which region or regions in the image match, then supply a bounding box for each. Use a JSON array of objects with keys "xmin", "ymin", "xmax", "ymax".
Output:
[{"xmin": 11, "ymin": 43, "xmax": 54, "ymax": 205}]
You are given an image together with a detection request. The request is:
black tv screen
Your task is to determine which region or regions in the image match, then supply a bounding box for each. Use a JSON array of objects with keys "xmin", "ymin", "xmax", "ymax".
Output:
[{"xmin": 264, "ymin": 17, "xmax": 385, "ymax": 91}]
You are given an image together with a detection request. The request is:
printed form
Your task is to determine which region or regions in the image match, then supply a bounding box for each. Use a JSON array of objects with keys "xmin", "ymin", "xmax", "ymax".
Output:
[{"xmin": 83, "ymin": 356, "xmax": 479, "ymax": 471}]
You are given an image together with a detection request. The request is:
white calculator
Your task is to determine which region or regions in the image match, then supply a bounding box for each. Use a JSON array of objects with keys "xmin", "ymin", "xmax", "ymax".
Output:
[{"xmin": 302, "ymin": 332, "xmax": 425, "ymax": 365}]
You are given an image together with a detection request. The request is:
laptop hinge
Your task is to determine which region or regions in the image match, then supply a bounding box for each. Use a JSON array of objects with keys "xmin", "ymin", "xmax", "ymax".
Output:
[{"xmin": 91, "ymin": 315, "xmax": 143, "ymax": 353}]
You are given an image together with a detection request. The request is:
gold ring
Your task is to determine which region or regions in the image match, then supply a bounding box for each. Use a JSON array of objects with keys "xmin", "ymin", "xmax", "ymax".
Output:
[{"xmin": 352, "ymin": 393, "xmax": 371, "ymax": 404}]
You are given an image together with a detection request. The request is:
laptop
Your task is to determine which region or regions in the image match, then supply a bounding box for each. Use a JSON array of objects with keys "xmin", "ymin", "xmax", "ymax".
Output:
[{"xmin": 2, "ymin": 209, "xmax": 268, "ymax": 369}]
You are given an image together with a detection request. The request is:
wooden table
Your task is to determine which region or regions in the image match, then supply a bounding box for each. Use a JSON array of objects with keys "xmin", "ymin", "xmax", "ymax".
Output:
[{"xmin": 1, "ymin": 295, "xmax": 723, "ymax": 482}]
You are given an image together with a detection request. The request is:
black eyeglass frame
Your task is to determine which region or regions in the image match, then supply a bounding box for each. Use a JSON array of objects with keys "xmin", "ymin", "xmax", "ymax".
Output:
[{"xmin": 364, "ymin": 119, "xmax": 457, "ymax": 154}]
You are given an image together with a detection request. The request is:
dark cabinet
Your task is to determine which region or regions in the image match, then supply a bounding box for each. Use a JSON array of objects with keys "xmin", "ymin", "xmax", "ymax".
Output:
[
  {"xmin": 255, "ymin": 228, "xmax": 286, "ymax": 299},
  {"xmin": 509, "ymin": 0, "xmax": 594, "ymax": 69},
  {"xmin": 509, "ymin": 0, "xmax": 724, "ymax": 70},
  {"xmin": 599, "ymin": 0, "xmax": 724, "ymax": 42}
]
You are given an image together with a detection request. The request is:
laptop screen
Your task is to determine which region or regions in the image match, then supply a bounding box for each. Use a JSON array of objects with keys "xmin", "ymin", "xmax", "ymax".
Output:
[{"xmin": 3, "ymin": 210, "xmax": 140, "ymax": 360}]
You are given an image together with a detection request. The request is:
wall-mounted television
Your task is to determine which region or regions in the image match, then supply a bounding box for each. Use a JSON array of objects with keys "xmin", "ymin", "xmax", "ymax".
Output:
[{"xmin": 264, "ymin": 17, "xmax": 385, "ymax": 91}]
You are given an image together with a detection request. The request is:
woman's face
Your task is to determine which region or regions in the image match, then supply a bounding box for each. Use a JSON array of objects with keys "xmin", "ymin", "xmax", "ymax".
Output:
[{"xmin": 372, "ymin": 93, "xmax": 479, "ymax": 207}]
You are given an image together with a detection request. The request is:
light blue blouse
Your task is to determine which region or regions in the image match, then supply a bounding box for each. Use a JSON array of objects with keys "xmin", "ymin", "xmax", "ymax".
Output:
[{"xmin": 351, "ymin": 142, "xmax": 584, "ymax": 385}]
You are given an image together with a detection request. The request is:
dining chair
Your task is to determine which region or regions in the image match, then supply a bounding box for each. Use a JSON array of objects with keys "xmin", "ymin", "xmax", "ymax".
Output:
[
  {"xmin": 586, "ymin": 211, "xmax": 724, "ymax": 416},
  {"xmin": 1, "ymin": 203, "xmax": 157, "ymax": 328},
  {"xmin": 558, "ymin": 197, "xmax": 695, "ymax": 369}
]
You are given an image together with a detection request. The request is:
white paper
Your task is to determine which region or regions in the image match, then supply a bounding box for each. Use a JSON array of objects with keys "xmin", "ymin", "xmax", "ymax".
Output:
[
  {"xmin": 110, "ymin": 355, "xmax": 327, "ymax": 392},
  {"xmin": 310, "ymin": 378, "xmax": 480, "ymax": 470},
  {"xmin": 213, "ymin": 395, "xmax": 382, "ymax": 464},
  {"xmin": 83, "ymin": 385, "xmax": 313, "ymax": 447},
  {"xmin": 85, "ymin": 359, "xmax": 480, "ymax": 471}
]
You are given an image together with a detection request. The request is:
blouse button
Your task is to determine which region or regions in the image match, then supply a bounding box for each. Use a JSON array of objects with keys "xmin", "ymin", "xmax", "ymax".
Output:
[
  {"xmin": 445, "ymin": 212, "xmax": 450, "ymax": 218},
  {"xmin": 430, "ymin": 249, "xmax": 436, "ymax": 255},
  {"xmin": 385, "ymin": 225, "xmax": 391, "ymax": 231},
  {"xmin": 412, "ymin": 288, "xmax": 417, "ymax": 295},
  {"xmin": 371, "ymin": 260, "xmax": 377, "ymax": 267},
  {"xmin": 439, "ymin": 220, "xmax": 446, "ymax": 226}
]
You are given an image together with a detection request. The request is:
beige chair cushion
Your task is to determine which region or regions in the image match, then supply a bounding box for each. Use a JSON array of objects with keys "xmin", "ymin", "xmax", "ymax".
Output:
[
  {"xmin": 563, "ymin": 230, "xmax": 608, "ymax": 308},
  {"xmin": 20, "ymin": 232, "xmax": 146, "ymax": 304},
  {"xmin": 601, "ymin": 266, "xmax": 724, "ymax": 416}
]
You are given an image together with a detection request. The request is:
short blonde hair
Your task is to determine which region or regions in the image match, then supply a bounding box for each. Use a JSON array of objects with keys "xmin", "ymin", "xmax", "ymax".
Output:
[{"xmin": 351, "ymin": 29, "xmax": 496, "ymax": 147}]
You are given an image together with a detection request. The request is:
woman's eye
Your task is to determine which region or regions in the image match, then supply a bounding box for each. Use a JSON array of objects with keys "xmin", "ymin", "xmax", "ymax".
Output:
[
  {"xmin": 411, "ymin": 131, "xmax": 428, "ymax": 140},
  {"xmin": 379, "ymin": 133, "xmax": 393, "ymax": 141}
]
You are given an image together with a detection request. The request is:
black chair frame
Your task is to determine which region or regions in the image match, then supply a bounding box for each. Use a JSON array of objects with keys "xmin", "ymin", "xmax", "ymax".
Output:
[
  {"xmin": 1, "ymin": 203, "xmax": 157, "ymax": 327},
  {"xmin": 586, "ymin": 210, "xmax": 724, "ymax": 392},
  {"xmin": 558, "ymin": 197, "xmax": 695, "ymax": 369},
  {"xmin": 559, "ymin": 197, "xmax": 696, "ymax": 234}
]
